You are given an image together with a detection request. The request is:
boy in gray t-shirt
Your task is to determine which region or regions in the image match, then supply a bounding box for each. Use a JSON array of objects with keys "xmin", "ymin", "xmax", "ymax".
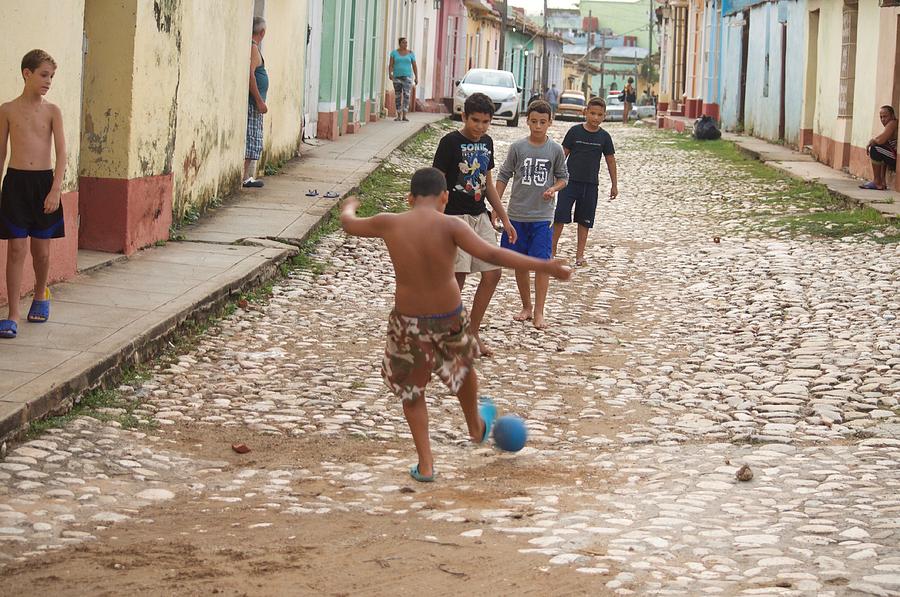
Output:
[{"xmin": 495, "ymin": 100, "xmax": 568, "ymax": 329}]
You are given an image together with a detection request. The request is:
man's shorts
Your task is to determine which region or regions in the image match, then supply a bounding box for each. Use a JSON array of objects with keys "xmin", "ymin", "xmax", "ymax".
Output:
[
  {"xmin": 869, "ymin": 143, "xmax": 896, "ymax": 170},
  {"xmin": 453, "ymin": 212, "xmax": 500, "ymax": 273},
  {"xmin": 0, "ymin": 168, "xmax": 65, "ymax": 240},
  {"xmin": 245, "ymin": 101, "xmax": 264, "ymax": 160},
  {"xmin": 554, "ymin": 180, "xmax": 599, "ymax": 228},
  {"xmin": 382, "ymin": 305, "xmax": 478, "ymax": 403},
  {"xmin": 501, "ymin": 219, "xmax": 552, "ymax": 259}
]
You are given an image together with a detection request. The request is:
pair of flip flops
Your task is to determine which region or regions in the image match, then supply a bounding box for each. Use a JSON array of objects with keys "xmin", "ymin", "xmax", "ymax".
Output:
[
  {"xmin": 305, "ymin": 189, "xmax": 341, "ymax": 198},
  {"xmin": 408, "ymin": 396, "xmax": 497, "ymax": 483},
  {"xmin": 0, "ymin": 289, "xmax": 51, "ymax": 339}
]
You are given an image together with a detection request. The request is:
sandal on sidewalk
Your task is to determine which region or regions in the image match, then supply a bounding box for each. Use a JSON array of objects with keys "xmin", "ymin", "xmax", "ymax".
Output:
[
  {"xmin": 305, "ymin": 189, "xmax": 319, "ymax": 197},
  {"xmin": 859, "ymin": 182, "xmax": 886, "ymax": 190},
  {"xmin": 323, "ymin": 191, "xmax": 340, "ymax": 198},
  {"xmin": 0, "ymin": 320, "xmax": 16, "ymax": 339},
  {"xmin": 409, "ymin": 464, "xmax": 436, "ymax": 483},
  {"xmin": 575, "ymin": 259, "xmax": 589, "ymax": 267},
  {"xmin": 479, "ymin": 396, "xmax": 497, "ymax": 444},
  {"xmin": 27, "ymin": 289, "xmax": 51, "ymax": 323}
]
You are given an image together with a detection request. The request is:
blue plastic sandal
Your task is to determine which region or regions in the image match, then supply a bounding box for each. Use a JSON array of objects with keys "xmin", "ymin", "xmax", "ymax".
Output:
[
  {"xmin": 0, "ymin": 320, "xmax": 16, "ymax": 339},
  {"xmin": 409, "ymin": 464, "xmax": 435, "ymax": 483},
  {"xmin": 479, "ymin": 396, "xmax": 497, "ymax": 444},
  {"xmin": 27, "ymin": 289, "xmax": 51, "ymax": 323}
]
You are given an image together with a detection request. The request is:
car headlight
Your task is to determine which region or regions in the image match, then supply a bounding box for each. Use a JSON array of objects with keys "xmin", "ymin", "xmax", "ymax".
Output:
[
  {"xmin": 456, "ymin": 88, "xmax": 468, "ymax": 99},
  {"xmin": 500, "ymin": 94, "xmax": 517, "ymax": 102}
]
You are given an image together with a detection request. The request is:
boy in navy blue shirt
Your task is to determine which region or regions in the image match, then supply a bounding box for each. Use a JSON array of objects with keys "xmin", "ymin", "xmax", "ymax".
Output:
[{"xmin": 552, "ymin": 97, "xmax": 618, "ymax": 267}]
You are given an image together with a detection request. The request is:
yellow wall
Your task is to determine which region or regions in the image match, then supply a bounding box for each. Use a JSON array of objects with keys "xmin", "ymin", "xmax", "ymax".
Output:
[
  {"xmin": 80, "ymin": 0, "xmax": 135, "ymax": 180},
  {"xmin": 172, "ymin": 0, "xmax": 253, "ymax": 214},
  {"xmin": 854, "ymin": 2, "xmax": 900, "ymax": 148},
  {"xmin": 260, "ymin": 0, "xmax": 308, "ymax": 166},
  {"xmin": 808, "ymin": 0, "xmax": 846, "ymax": 142},
  {"xmin": 129, "ymin": 0, "xmax": 182, "ymax": 181},
  {"xmin": 1, "ymin": 1, "xmax": 85, "ymax": 192}
]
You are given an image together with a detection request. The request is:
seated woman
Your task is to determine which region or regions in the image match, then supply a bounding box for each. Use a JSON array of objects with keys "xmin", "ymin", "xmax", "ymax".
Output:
[{"xmin": 860, "ymin": 105, "xmax": 897, "ymax": 190}]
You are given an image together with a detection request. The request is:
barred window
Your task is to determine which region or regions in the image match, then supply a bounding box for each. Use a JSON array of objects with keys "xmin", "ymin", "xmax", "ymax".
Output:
[{"xmin": 838, "ymin": 1, "xmax": 858, "ymax": 118}]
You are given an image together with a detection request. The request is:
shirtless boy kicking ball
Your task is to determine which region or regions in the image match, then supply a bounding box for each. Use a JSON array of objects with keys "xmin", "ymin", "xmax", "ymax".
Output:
[
  {"xmin": 0, "ymin": 49, "xmax": 66, "ymax": 339},
  {"xmin": 341, "ymin": 167, "xmax": 572, "ymax": 482}
]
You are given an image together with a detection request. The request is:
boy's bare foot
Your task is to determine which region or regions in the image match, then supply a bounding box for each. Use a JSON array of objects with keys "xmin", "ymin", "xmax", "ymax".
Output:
[
  {"xmin": 513, "ymin": 307, "xmax": 533, "ymax": 322},
  {"xmin": 476, "ymin": 337, "xmax": 494, "ymax": 358},
  {"xmin": 575, "ymin": 258, "xmax": 588, "ymax": 267},
  {"xmin": 533, "ymin": 313, "xmax": 547, "ymax": 329}
]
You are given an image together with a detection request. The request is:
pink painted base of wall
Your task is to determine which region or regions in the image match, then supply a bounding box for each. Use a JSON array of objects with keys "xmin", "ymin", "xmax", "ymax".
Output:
[
  {"xmin": 339, "ymin": 108, "xmax": 349, "ymax": 136},
  {"xmin": 658, "ymin": 114, "xmax": 688, "ymax": 133},
  {"xmin": 317, "ymin": 111, "xmax": 339, "ymax": 140},
  {"xmin": 701, "ymin": 103, "xmax": 719, "ymax": 121},
  {"xmin": 385, "ymin": 90, "xmax": 397, "ymax": 117},
  {"xmin": 0, "ymin": 191, "xmax": 78, "ymax": 306},
  {"xmin": 800, "ymin": 128, "xmax": 813, "ymax": 148},
  {"xmin": 78, "ymin": 174, "xmax": 172, "ymax": 255},
  {"xmin": 812, "ymin": 133, "xmax": 850, "ymax": 171}
]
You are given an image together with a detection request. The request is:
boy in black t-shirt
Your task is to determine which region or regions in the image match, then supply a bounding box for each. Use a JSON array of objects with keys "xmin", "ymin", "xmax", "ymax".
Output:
[
  {"xmin": 552, "ymin": 97, "xmax": 618, "ymax": 267},
  {"xmin": 432, "ymin": 93, "xmax": 515, "ymax": 357}
]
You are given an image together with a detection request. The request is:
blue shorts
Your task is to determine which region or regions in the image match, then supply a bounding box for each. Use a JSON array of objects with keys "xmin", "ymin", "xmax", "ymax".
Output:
[
  {"xmin": 554, "ymin": 181, "xmax": 599, "ymax": 228},
  {"xmin": 500, "ymin": 220, "xmax": 552, "ymax": 260}
]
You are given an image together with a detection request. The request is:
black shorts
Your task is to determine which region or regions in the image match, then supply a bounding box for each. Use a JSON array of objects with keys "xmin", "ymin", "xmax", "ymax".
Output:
[
  {"xmin": 0, "ymin": 168, "xmax": 64, "ymax": 240},
  {"xmin": 554, "ymin": 181, "xmax": 599, "ymax": 228},
  {"xmin": 869, "ymin": 144, "xmax": 896, "ymax": 170}
]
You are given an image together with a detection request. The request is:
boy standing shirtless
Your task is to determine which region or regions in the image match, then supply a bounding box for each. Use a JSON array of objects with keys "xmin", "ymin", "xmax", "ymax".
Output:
[
  {"xmin": 341, "ymin": 167, "xmax": 571, "ymax": 482},
  {"xmin": 0, "ymin": 50, "xmax": 66, "ymax": 339}
]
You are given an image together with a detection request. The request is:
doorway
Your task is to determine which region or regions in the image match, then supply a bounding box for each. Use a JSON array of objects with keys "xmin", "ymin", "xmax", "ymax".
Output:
[
  {"xmin": 738, "ymin": 10, "xmax": 749, "ymax": 128},
  {"xmin": 778, "ymin": 22, "xmax": 787, "ymax": 141}
]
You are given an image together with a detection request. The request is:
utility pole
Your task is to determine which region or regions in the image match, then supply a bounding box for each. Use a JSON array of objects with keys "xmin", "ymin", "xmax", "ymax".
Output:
[
  {"xmin": 498, "ymin": 0, "xmax": 507, "ymax": 70},
  {"xmin": 541, "ymin": 0, "xmax": 549, "ymax": 93},
  {"xmin": 599, "ymin": 30, "xmax": 606, "ymax": 96},
  {"xmin": 582, "ymin": 10, "xmax": 592, "ymax": 98}
]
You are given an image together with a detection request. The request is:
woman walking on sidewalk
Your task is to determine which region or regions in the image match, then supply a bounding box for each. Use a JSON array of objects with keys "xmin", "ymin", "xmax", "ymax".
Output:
[
  {"xmin": 389, "ymin": 38, "xmax": 418, "ymax": 122},
  {"xmin": 860, "ymin": 105, "xmax": 897, "ymax": 191}
]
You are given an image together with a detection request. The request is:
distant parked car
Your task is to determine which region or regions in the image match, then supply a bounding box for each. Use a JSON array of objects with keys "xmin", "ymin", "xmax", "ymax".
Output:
[
  {"xmin": 556, "ymin": 90, "xmax": 586, "ymax": 121},
  {"xmin": 604, "ymin": 93, "xmax": 655, "ymax": 122},
  {"xmin": 452, "ymin": 68, "xmax": 522, "ymax": 127}
]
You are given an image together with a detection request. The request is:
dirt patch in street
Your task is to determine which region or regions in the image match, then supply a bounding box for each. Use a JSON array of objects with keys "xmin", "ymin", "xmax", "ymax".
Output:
[
  {"xmin": 1, "ymin": 425, "xmax": 614, "ymax": 596},
  {"xmin": 0, "ymin": 493, "xmax": 610, "ymax": 597}
]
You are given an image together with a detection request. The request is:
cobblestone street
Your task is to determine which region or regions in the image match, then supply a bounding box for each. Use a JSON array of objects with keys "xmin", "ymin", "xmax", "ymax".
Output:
[{"xmin": 1, "ymin": 120, "xmax": 899, "ymax": 596}]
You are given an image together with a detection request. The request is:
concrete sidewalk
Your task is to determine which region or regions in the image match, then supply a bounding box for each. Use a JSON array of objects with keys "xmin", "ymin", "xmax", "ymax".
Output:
[
  {"xmin": 722, "ymin": 133, "xmax": 900, "ymax": 219},
  {"xmin": 0, "ymin": 113, "xmax": 444, "ymax": 444}
]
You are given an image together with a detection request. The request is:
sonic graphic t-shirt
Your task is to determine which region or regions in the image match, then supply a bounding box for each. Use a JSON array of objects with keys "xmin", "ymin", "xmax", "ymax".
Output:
[{"xmin": 432, "ymin": 130, "xmax": 495, "ymax": 216}]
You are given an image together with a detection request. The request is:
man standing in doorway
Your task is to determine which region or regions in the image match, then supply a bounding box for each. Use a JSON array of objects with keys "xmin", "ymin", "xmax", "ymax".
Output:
[{"xmin": 243, "ymin": 16, "xmax": 269, "ymax": 188}]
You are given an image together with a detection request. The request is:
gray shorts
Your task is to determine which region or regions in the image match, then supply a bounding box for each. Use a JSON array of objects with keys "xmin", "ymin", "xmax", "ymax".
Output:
[{"xmin": 453, "ymin": 212, "xmax": 500, "ymax": 273}]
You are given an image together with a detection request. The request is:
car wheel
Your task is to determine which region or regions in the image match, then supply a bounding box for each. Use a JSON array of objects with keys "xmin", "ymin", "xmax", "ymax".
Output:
[
  {"xmin": 450, "ymin": 113, "xmax": 462, "ymax": 122},
  {"xmin": 506, "ymin": 112, "xmax": 519, "ymax": 127}
]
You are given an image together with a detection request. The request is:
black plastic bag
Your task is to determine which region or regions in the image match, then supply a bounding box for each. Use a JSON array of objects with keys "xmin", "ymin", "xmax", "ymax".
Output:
[{"xmin": 693, "ymin": 115, "xmax": 721, "ymax": 140}]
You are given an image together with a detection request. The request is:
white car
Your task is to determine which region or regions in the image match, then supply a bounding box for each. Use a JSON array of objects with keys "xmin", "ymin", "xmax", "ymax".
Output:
[
  {"xmin": 452, "ymin": 68, "xmax": 522, "ymax": 127},
  {"xmin": 604, "ymin": 93, "xmax": 656, "ymax": 122}
]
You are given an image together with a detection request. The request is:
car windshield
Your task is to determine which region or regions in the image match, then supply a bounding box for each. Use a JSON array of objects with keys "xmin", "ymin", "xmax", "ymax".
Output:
[
  {"xmin": 560, "ymin": 96, "xmax": 585, "ymax": 106},
  {"xmin": 463, "ymin": 71, "xmax": 515, "ymax": 89}
]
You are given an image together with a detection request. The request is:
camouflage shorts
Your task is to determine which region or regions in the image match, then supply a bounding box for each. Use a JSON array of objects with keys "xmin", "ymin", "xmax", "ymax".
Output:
[{"xmin": 382, "ymin": 306, "xmax": 478, "ymax": 402}]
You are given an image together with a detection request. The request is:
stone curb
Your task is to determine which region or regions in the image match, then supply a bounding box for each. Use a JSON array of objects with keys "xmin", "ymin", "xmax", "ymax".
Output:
[{"xmin": 0, "ymin": 117, "xmax": 442, "ymax": 448}]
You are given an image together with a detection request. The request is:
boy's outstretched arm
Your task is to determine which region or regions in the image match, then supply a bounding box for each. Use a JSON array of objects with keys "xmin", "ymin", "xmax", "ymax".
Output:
[
  {"xmin": 606, "ymin": 154, "xmax": 618, "ymax": 199},
  {"xmin": 340, "ymin": 196, "xmax": 389, "ymax": 238},
  {"xmin": 452, "ymin": 218, "xmax": 571, "ymax": 280}
]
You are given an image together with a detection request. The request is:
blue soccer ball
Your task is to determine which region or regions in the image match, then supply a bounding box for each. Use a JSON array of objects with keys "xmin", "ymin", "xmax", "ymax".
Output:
[{"xmin": 493, "ymin": 415, "xmax": 528, "ymax": 452}]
